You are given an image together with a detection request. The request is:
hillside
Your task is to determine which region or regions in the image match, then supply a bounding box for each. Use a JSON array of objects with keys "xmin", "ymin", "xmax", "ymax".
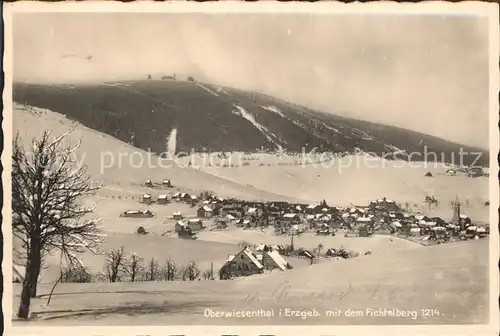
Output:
[
  {"xmin": 12, "ymin": 103, "xmax": 303, "ymax": 203},
  {"xmin": 13, "ymin": 80, "xmax": 488, "ymax": 166}
]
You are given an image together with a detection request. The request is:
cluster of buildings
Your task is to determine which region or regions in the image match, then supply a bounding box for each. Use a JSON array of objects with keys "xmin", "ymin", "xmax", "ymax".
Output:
[
  {"xmin": 188, "ymin": 194, "xmax": 488, "ymax": 241},
  {"xmin": 131, "ymin": 179, "xmax": 488, "ymax": 243}
]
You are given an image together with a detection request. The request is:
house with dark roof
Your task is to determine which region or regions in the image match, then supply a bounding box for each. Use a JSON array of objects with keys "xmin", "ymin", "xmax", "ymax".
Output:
[
  {"xmin": 187, "ymin": 219, "xmax": 204, "ymax": 231},
  {"xmin": 197, "ymin": 205, "xmax": 214, "ymax": 218}
]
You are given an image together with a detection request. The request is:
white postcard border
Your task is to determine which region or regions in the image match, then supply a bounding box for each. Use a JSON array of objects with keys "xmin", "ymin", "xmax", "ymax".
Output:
[{"xmin": 2, "ymin": 1, "xmax": 499, "ymax": 335}]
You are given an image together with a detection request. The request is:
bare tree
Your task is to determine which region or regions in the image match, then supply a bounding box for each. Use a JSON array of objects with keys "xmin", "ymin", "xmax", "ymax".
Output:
[
  {"xmin": 46, "ymin": 259, "xmax": 92, "ymax": 307},
  {"xmin": 162, "ymin": 259, "xmax": 179, "ymax": 281},
  {"xmin": 144, "ymin": 257, "xmax": 162, "ymax": 281},
  {"xmin": 182, "ymin": 262, "xmax": 200, "ymax": 281},
  {"xmin": 12, "ymin": 130, "xmax": 102, "ymax": 319},
  {"xmin": 61, "ymin": 262, "xmax": 93, "ymax": 283},
  {"xmin": 124, "ymin": 252, "xmax": 144, "ymax": 282},
  {"xmin": 103, "ymin": 246, "xmax": 126, "ymax": 283}
]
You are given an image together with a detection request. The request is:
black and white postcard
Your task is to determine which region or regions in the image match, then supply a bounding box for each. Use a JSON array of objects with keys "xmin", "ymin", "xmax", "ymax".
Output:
[{"xmin": 2, "ymin": 2, "xmax": 499, "ymax": 336}]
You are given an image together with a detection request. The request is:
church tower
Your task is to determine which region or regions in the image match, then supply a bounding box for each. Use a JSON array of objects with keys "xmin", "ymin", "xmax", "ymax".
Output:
[{"xmin": 451, "ymin": 196, "xmax": 462, "ymax": 229}]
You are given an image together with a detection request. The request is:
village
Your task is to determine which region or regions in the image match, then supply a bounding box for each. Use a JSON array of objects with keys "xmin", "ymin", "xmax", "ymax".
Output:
[{"xmin": 115, "ymin": 177, "xmax": 490, "ymax": 281}]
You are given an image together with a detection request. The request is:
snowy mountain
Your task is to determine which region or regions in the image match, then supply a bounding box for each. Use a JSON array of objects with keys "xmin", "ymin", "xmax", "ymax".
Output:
[{"xmin": 13, "ymin": 80, "xmax": 488, "ymax": 166}]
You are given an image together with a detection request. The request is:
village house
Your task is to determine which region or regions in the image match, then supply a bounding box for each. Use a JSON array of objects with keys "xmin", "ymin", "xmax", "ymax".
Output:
[
  {"xmin": 189, "ymin": 195, "xmax": 199, "ymax": 205},
  {"xmin": 316, "ymin": 223, "xmax": 334, "ymax": 235},
  {"xmin": 258, "ymin": 250, "xmax": 290, "ymax": 271},
  {"xmin": 157, "ymin": 194, "xmax": 168, "ymax": 205},
  {"xmin": 171, "ymin": 192, "xmax": 183, "ymax": 201},
  {"xmin": 465, "ymin": 225, "xmax": 479, "ymax": 239},
  {"xmin": 305, "ymin": 204, "xmax": 322, "ymax": 214},
  {"xmin": 476, "ymin": 226, "xmax": 488, "ymax": 238},
  {"xmin": 120, "ymin": 210, "xmax": 154, "ymax": 218},
  {"xmin": 416, "ymin": 214, "xmax": 431, "ymax": 223},
  {"xmin": 142, "ymin": 193, "xmax": 152, "ymax": 205},
  {"xmin": 305, "ymin": 214, "xmax": 316, "ymax": 224},
  {"xmin": 187, "ymin": 218, "xmax": 204, "ymax": 231},
  {"xmin": 173, "ymin": 211, "xmax": 183, "ymax": 220},
  {"xmin": 430, "ymin": 226, "xmax": 448, "ymax": 240},
  {"xmin": 468, "ymin": 166, "xmax": 484, "ymax": 177},
  {"xmin": 219, "ymin": 204, "xmax": 243, "ymax": 217},
  {"xmin": 288, "ymin": 223, "xmax": 307, "ymax": 235},
  {"xmin": 320, "ymin": 207, "xmax": 331, "ymax": 214},
  {"xmin": 180, "ymin": 193, "xmax": 191, "ymax": 202},
  {"xmin": 245, "ymin": 207, "xmax": 262, "ymax": 219},
  {"xmin": 144, "ymin": 179, "xmax": 153, "ymax": 187},
  {"xmin": 342, "ymin": 213, "xmax": 356, "ymax": 226},
  {"xmin": 327, "ymin": 215, "xmax": 344, "ymax": 228},
  {"xmin": 268, "ymin": 206, "xmax": 282, "ymax": 217},
  {"xmin": 430, "ymin": 216, "xmax": 446, "ymax": 226},
  {"xmin": 121, "ymin": 210, "xmax": 142, "ymax": 218},
  {"xmin": 318, "ymin": 213, "xmax": 332, "ymax": 222},
  {"xmin": 356, "ymin": 216, "xmax": 373, "ymax": 225},
  {"xmin": 349, "ymin": 207, "xmax": 366, "ymax": 216},
  {"xmin": 197, "ymin": 205, "xmax": 214, "ymax": 218},
  {"xmin": 408, "ymin": 224, "xmax": 421, "ymax": 237},
  {"xmin": 281, "ymin": 213, "xmax": 301, "ymax": 225},
  {"xmin": 175, "ymin": 221, "xmax": 187, "ymax": 233},
  {"xmin": 459, "ymin": 214, "xmax": 472, "ymax": 228},
  {"xmin": 178, "ymin": 226, "xmax": 197, "ymax": 239},
  {"xmin": 369, "ymin": 198, "xmax": 401, "ymax": 213},
  {"xmin": 236, "ymin": 218, "xmax": 252, "ymax": 228},
  {"xmin": 162, "ymin": 179, "xmax": 173, "ymax": 187},
  {"xmin": 219, "ymin": 247, "xmax": 264, "ymax": 279},
  {"xmin": 390, "ymin": 220, "xmax": 403, "ymax": 231}
]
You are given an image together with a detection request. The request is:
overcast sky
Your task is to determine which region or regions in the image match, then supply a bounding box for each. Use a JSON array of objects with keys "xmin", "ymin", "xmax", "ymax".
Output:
[{"xmin": 13, "ymin": 13, "xmax": 490, "ymax": 149}]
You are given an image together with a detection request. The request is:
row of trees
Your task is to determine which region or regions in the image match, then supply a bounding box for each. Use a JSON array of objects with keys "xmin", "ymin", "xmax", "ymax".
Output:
[
  {"xmin": 59, "ymin": 246, "xmax": 215, "ymax": 284},
  {"xmin": 12, "ymin": 130, "xmax": 221, "ymax": 319}
]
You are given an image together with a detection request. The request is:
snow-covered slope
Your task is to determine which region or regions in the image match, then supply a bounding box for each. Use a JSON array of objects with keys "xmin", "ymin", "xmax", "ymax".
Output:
[
  {"xmin": 12, "ymin": 103, "xmax": 303, "ymax": 203},
  {"xmin": 13, "ymin": 240, "xmax": 489, "ymax": 325},
  {"xmin": 13, "ymin": 80, "xmax": 489, "ymax": 167}
]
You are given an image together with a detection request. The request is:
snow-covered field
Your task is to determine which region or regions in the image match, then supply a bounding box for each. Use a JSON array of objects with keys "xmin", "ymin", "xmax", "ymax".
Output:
[
  {"xmin": 10, "ymin": 104, "xmax": 491, "ymax": 325},
  {"xmin": 12, "ymin": 104, "xmax": 302, "ymax": 203},
  {"xmin": 12, "ymin": 240, "xmax": 489, "ymax": 325}
]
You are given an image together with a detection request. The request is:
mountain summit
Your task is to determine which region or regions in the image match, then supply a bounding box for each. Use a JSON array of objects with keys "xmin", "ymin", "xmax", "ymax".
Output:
[{"xmin": 13, "ymin": 80, "xmax": 488, "ymax": 166}]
